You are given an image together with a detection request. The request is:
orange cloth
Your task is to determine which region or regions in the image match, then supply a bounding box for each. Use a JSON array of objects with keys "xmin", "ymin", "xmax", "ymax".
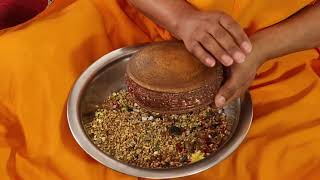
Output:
[{"xmin": 0, "ymin": 0, "xmax": 320, "ymax": 180}]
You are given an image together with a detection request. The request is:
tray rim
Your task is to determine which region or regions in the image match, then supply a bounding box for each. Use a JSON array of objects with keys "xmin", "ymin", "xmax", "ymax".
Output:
[{"xmin": 67, "ymin": 42, "xmax": 253, "ymax": 179}]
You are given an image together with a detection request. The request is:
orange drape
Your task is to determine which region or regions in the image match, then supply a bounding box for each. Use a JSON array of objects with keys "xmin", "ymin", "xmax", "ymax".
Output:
[{"xmin": 0, "ymin": 0, "xmax": 320, "ymax": 179}]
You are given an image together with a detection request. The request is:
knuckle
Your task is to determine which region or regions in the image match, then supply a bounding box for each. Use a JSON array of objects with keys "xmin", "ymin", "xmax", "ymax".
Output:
[
  {"xmin": 198, "ymin": 50, "xmax": 209, "ymax": 61},
  {"xmin": 189, "ymin": 32, "xmax": 197, "ymax": 42},
  {"xmin": 189, "ymin": 43, "xmax": 201, "ymax": 55},
  {"xmin": 224, "ymin": 19, "xmax": 237, "ymax": 29},
  {"xmin": 198, "ymin": 51, "xmax": 207, "ymax": 60},
  {"xmin": 218, "ymin": 36, "xmax": 239, "ymax": 51},
  {"xmin": 204, "ymin": 21, "xmax": 213, "ymax": 29},
  {"xmin": 208, "ymin": 43, "xmax": 223, "ymax": 56},
  {"xmin": 200, "ymin": 34, "xmax": 212, "ymax": 44},
  {"xmin": 240, "ymin": 33, "xmax": 249, "ymax": 42},
  {"xmin": 200, "ymin": 20, "xmax": 210, "ymax": 26},
  {"xmin": 233, "ymin": 29, "xmax": 247, "ymax": 41},
  {"xmin": 190, "ymin": 46, "xmax": 198, "ymax": 55},
  {"xmin": 227, "ymin": 44, "xmax": 239, "ymax": 53},
  {"xmin": 215, "ymin": 49, "xmax": 225, "ymax": 57},
  {"xmin": 185, "ymin": 41, "xmax": 197, "ymax": 53},
  {"xmin": 218, "ymin": 13, "xmax": 231, "ymax": 23},
  {"xmin": 191, "ymin": 28, "xmax": 204, "ymax": 41},
  {"xmin": 214, "ymin": 28, "xmax": 227, "ymax": 39}
]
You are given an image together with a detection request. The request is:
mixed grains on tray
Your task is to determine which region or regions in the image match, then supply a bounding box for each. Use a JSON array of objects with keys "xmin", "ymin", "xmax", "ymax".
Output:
[{"xmin": 84, "ymin": 90, "xmax": 232, "ymax": 168}]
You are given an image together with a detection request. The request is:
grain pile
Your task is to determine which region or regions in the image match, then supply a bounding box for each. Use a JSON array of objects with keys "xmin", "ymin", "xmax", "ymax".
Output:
[{"xmin": 84, "ymin": 90, "xmax": 232, "ymax": 168}]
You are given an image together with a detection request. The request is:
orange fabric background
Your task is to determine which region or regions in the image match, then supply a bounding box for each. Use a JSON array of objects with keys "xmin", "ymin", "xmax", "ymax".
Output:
[{"xmin": 0, "ymin": 0, "xmax": 320, "ymax": 180}]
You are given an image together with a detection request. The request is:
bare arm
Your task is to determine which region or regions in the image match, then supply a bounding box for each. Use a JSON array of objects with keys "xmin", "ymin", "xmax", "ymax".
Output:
[
  {"xmin": 128, "ymin": 0, "xmax": 193, "ymax": 35},
  {"xmin": 253, "ymin": 1, "xmax": 320, "ymax": 63},
  {"xmin": 215, "ymin": 1, "xmax": 320, "ymax": 107},
  {"xmin": 129, "ymin": 0, "xmax": 252, "ymax": 67}
]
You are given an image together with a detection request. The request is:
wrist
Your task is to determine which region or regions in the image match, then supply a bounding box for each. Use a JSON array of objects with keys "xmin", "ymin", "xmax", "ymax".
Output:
[
  {"xmin": 173, "ymin": 8, "xmax": 199, "ymax": 39},
  {"xmin": 249, "ymin": 32, "xmax": 272, "ymax": 67}
]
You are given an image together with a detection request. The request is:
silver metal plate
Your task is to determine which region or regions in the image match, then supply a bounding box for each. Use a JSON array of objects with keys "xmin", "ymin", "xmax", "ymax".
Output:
[{"xmin": 67, "ymin": 42, "xmax": 253, "ymax": 179}]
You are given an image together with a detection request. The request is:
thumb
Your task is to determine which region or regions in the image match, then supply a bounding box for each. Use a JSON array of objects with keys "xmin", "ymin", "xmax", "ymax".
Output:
[{"xmin": 215, "ymin": 79, "xmax": 237, "ymax": 107}]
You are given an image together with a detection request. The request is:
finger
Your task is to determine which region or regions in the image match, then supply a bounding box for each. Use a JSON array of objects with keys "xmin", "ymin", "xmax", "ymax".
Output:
[
  {"xmin": 199, "ymin": 33, "xmax": 234, "ymax": 66},
  {"xmin": 187, "ymin": 41, "xmax": 216, "ymax": 67},
  {"xmin": 215, "ymin": 78, "xmax": 238, "ymax": 107},
  {"xmin": 223, "ymin": 88, "xmax": 243, "ymax": 106},
  {"xmin": 208, "ymin": 26, "xmax": 246, "ymax": 64},
  {"xmin": 219, "ymin": 15, "xmax": 252, "ymax": 54},
  {"xmin": 215, "ymin": 74, "xmax": 252, "ymax": 107},
  {"xmin": 224, "ymin": 81, "xmax": 250, "ymax": 105}
]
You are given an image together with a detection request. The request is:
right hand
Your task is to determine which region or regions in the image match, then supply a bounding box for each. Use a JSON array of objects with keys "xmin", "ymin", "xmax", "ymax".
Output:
[{"xmin": 175, "ymin": 10, "xmax": 252, "ymax": 67}]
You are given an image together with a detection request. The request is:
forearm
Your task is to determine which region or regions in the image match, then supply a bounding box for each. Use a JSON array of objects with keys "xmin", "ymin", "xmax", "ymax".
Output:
[
  {"xmin": 215, "ymin": 1, "xmax": 320, "ymax": 106},
  {"xmin": 128, "ymin": 0, "xmax": 196, "ymax": 37},
  {"xmin": 252, "ymin": 1, "xmax": 320, "ymax": 64}
]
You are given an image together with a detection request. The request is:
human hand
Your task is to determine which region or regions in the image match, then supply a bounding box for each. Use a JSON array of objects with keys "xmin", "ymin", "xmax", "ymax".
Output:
[
  {"xmin": 214, "ymin": 41, "xmax": 267, "ymax": 107},
  {"xmin": 175, "ymin": 10, "xmax": 252, "ymax": 67}
]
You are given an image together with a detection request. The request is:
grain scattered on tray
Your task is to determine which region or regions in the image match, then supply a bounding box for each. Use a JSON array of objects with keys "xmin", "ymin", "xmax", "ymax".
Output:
[{"xmin": 84, "ymin": 90, "xmax": 232, "ymax": 168}]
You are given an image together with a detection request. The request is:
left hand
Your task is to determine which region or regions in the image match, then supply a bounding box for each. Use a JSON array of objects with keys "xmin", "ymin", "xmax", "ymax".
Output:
[{"xmin": 214, "ymin": 43, "xmax": 266, "ymax": 107}]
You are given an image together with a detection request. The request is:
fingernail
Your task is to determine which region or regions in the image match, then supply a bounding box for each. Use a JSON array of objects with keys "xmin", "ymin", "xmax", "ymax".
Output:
[
  {"xmin": 221, "ymin": 55, "xmax": 233, "ymax": 66},
  {"xmin": 205, "ymin": 58, "xmax": 215, "ymax": 67},
  {"xmin": 215, "ymin": 95, "xmax": 226, "ymax": 107},
  {"xmin": 241, "ymin": 42, "xmax": 252, "ymax": 53},
  {"xmin": 234, "ymin": 51, "xmax": 245, "ymax": 63}
]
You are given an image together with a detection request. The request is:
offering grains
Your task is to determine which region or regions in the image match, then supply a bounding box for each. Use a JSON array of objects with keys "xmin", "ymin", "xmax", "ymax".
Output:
[{"xmin": 84, "ymin": 90, "xmax": 232, "ymax": 168}]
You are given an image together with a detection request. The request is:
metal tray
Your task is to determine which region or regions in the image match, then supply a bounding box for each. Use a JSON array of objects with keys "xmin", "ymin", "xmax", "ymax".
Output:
[{"xmin": 67, "ymin": 42, "xmax": 253, "ymax": 179}]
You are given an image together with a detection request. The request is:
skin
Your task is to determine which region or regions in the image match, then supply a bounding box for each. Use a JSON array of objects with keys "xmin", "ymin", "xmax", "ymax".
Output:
[
  {"xmin": 128, "ymin": 0, "xmax": 252, "ymax": 67},
  {"xmin": 129, "ymin": 0, "xmax": 320, "ymax": 107},
  {"xmin": 215, "ymin": 1, "xmax": 320, "ymax": 107}
]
